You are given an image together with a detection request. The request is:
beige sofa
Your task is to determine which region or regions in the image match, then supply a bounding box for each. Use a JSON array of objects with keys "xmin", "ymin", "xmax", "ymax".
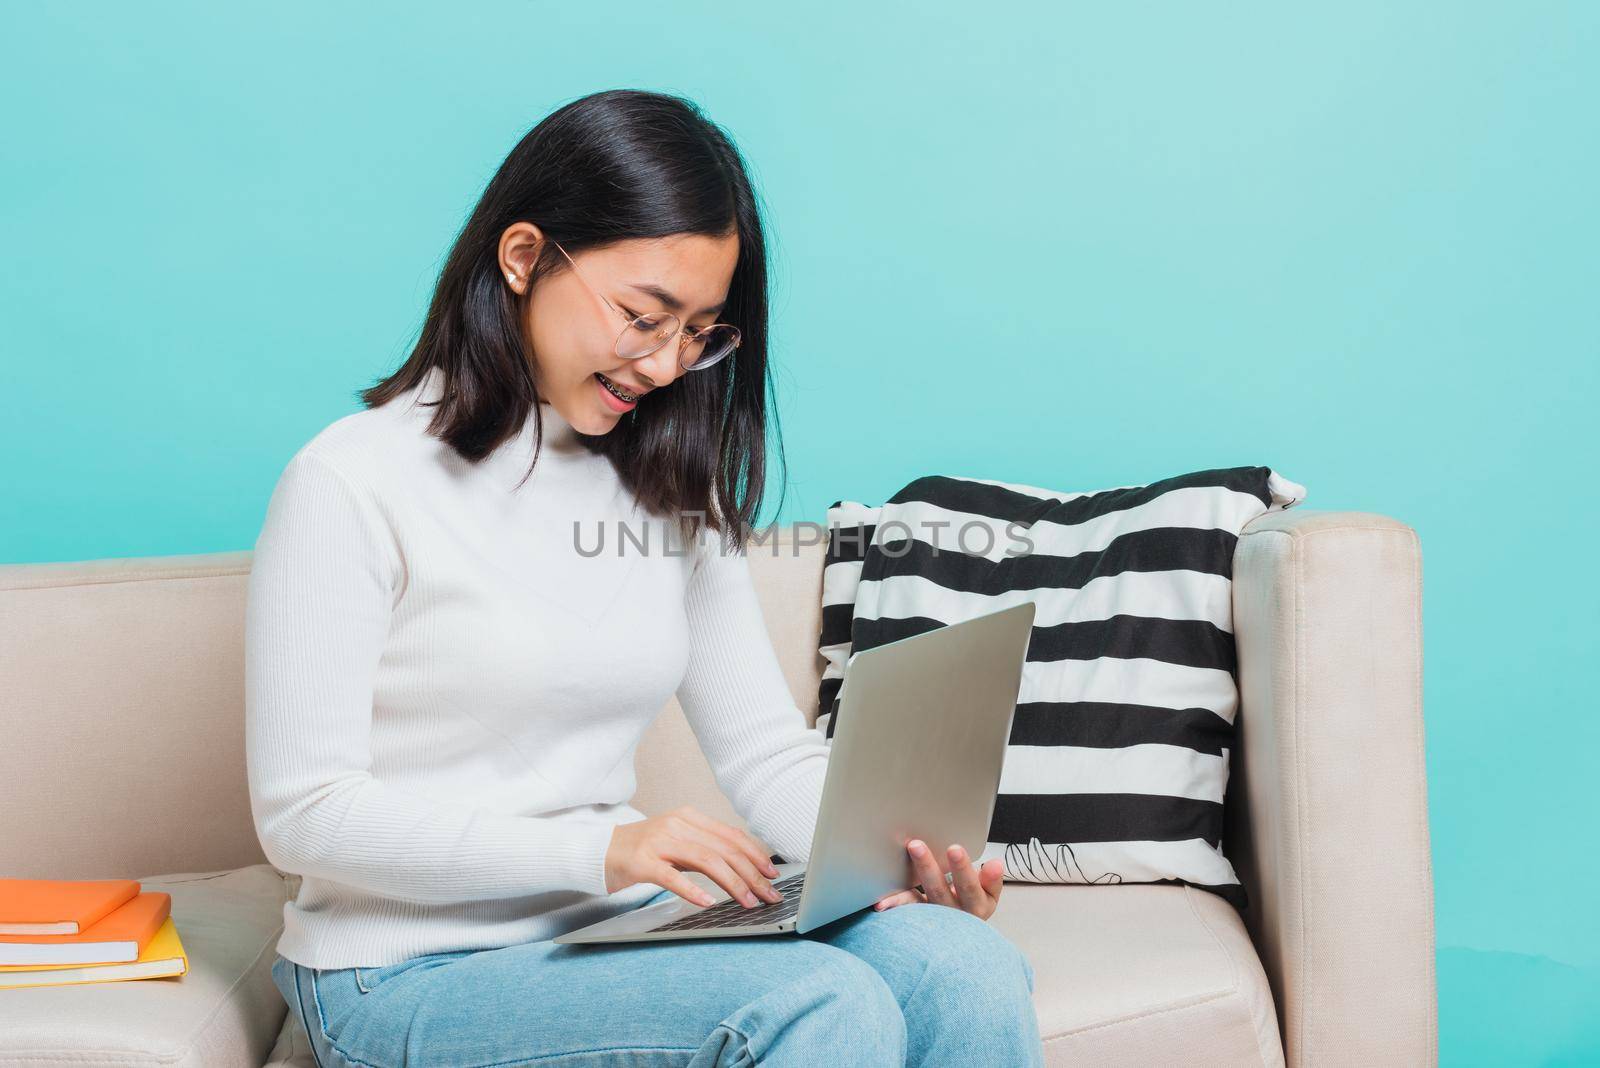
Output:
[{"xmin": 0, "ymin": 509, "xmax": 1435, "ymax": 1066}]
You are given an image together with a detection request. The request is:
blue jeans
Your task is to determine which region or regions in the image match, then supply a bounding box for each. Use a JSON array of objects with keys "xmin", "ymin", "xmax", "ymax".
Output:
[{"xmin": 270, "ymin": 888, "xmax": 1042, "ymax": 1067}]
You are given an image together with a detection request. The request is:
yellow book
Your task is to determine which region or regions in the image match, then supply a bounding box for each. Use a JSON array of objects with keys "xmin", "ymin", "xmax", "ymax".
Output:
[{"xmin": 0, "ymin": 917, "xmax": 188, "ymax": 990}]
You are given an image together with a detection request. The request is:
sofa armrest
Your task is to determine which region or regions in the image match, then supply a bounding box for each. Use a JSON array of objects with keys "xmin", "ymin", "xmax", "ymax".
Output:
[{"xmin": 1228, "ymin": 509, "xmax": 1437, "ymax": 1066}]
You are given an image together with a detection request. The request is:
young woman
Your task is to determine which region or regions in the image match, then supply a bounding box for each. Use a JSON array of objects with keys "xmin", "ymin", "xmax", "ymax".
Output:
[{"xmin": 245, "ymin": 88, "xmax": 1042, "ymax": 1067}]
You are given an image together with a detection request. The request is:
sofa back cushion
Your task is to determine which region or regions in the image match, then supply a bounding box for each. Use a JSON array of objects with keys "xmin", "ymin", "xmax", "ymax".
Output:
[
  {"xmin": 0, "ymin": 531, "xmax": 827, "ymax": 879},
  {"xmin": 0, "ymin": 552, "xmax": 266, "ymax": 879}
]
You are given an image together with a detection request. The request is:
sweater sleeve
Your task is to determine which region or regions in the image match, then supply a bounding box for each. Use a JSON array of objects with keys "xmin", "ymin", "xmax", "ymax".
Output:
[
  {"xmin": 244, "ymin": 447, "xmax": 616, "ymax": 904},
  {"xmin": 674, "ymin": 529, "xmax": 832, "ymax": 866}
]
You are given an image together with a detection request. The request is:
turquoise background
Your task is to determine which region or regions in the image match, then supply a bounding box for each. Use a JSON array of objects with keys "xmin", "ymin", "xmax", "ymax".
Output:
[{"xmin": 3, "ymin": 4, "xmax": 1596, "ymax": 1062}]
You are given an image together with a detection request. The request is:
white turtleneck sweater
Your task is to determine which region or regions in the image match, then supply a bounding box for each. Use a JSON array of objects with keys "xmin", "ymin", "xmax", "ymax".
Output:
[{"xmin": 245, "ymin": 367, "xmax": 830, "ymax": 969}]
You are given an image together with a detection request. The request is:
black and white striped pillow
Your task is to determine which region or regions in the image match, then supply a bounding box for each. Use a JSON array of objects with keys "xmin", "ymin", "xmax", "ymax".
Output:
[{"xmin": 815, "ymin": 466, "xmax": 1306, "ymax": 907}]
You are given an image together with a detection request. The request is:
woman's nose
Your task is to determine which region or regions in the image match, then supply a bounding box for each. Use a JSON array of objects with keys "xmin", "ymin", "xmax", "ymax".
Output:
[{"xmin": 631, "ymin": 342, "xmax": 685, "ymax": 390}]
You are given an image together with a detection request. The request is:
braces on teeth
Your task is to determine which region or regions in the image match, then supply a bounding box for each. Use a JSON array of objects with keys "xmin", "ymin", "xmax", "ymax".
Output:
[{"xmin": 597, "ymin": 374, "xmax": 638, "ymax": 402}]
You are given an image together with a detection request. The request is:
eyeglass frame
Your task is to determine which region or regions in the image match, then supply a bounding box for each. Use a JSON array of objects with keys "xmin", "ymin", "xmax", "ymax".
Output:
[{"xmin": 546, "ymin": 239, "xmax": 742, "ymax": 372}]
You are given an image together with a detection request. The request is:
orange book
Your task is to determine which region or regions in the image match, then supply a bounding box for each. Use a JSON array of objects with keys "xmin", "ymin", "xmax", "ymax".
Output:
[
  {"xmin": 0, "ymin": 916, "xmax": 188, "ymax": 989},
  {"xmin": 0, "ymin": 890, "xmax": 171, "ymax": 966},
  {"xmin": 0, "ymin": 877, "xmax": 140, "ymax": 935}
]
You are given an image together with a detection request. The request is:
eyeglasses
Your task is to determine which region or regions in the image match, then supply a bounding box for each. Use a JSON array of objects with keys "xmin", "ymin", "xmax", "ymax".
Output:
[{"xmin": 549, "ymin": 239, "xmax": 742, "ymax": 372}]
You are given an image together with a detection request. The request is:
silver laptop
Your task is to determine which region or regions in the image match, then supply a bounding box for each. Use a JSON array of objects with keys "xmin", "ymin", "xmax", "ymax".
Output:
[{"xmin": 553, "ymin": 600, "xmax": 1036, "ymax": 944}]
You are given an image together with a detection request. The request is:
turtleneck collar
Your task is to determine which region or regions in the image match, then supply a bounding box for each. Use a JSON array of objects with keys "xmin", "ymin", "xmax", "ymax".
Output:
[{"xmin": 400, "ymin": 366, "xmax": 597, "ymax": 476}]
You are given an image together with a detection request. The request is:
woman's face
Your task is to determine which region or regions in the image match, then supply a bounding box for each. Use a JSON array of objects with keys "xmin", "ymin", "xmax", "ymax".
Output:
[{"xmin": 498, "ymin": 223, "xmax": 739, "ymax": 436}]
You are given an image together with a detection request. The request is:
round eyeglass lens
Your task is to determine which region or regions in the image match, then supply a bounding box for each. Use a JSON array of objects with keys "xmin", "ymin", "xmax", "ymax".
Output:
[
  {"xmin": 680, "ymin": 324, "xmax": 740, "ymax": 369},
  {"xmin": 616, "ymin": 313, "xmax": 678, "ymax": 359}
]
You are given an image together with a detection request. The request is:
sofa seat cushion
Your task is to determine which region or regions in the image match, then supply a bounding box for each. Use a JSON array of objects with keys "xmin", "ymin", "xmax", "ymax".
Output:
[
  {"xmin": 990, "ymin": 882, "xmax": 1284, "ymax": 1065},
  {"xmin": 0, "ymin": 864, "xmax": 291, "ymax": 1068},
  {"xmin": 118, "ymin": 870, "xmax": 1282, "ymax": 1068},
  {"xmin": 268, "ymin": 882, "xmax": 1284, "ymax": 1068}
]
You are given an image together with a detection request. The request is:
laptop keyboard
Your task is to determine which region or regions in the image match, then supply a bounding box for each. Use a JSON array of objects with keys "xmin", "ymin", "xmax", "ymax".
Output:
[{"xmin": 651, "ymin": 871, "xmax": 808, "ymax": 931}]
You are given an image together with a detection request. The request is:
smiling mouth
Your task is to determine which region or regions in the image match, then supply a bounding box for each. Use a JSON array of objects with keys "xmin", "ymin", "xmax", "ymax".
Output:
[{"xmin": 595, "ymin": 372, "xmax": 641, "ymax": 403}]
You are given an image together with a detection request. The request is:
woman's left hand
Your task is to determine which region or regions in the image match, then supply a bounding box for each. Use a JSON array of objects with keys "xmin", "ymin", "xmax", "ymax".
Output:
[{"xmin": 872, "ymin": 839, "xmax": 1004, "ymax": 922}]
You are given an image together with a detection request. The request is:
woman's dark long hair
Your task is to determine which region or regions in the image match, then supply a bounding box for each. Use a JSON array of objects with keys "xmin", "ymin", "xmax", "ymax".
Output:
[{"xmin": 359, "ymin": 89, "xmax": 785, "ymax": 551}]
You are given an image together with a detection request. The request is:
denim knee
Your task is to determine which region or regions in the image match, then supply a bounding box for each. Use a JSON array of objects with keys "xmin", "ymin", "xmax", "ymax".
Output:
[
  {"xmin": 818, "ymin": 951, "xmax": 908, "ymax": 1059},
  {"xmin": 901, "ymin": 904, "xmax": 1035, "ymax": 999}
]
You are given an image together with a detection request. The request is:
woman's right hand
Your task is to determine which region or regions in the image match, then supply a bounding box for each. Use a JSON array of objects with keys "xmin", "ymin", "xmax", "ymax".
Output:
[{"xmin": 604, "ymin": 805, "xmax": 785, "ymax": 909}]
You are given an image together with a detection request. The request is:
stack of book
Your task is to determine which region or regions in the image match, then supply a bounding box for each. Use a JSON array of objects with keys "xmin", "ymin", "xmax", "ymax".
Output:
[{"xmin": 0, "ymin": 878, "xmax": 189, "ymax": 990}]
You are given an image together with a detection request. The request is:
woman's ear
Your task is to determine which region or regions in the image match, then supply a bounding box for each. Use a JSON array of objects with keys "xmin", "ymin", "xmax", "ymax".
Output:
[{"xmin": 498, "ymin": 221, "xmax": 546, "ymax": 293}]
